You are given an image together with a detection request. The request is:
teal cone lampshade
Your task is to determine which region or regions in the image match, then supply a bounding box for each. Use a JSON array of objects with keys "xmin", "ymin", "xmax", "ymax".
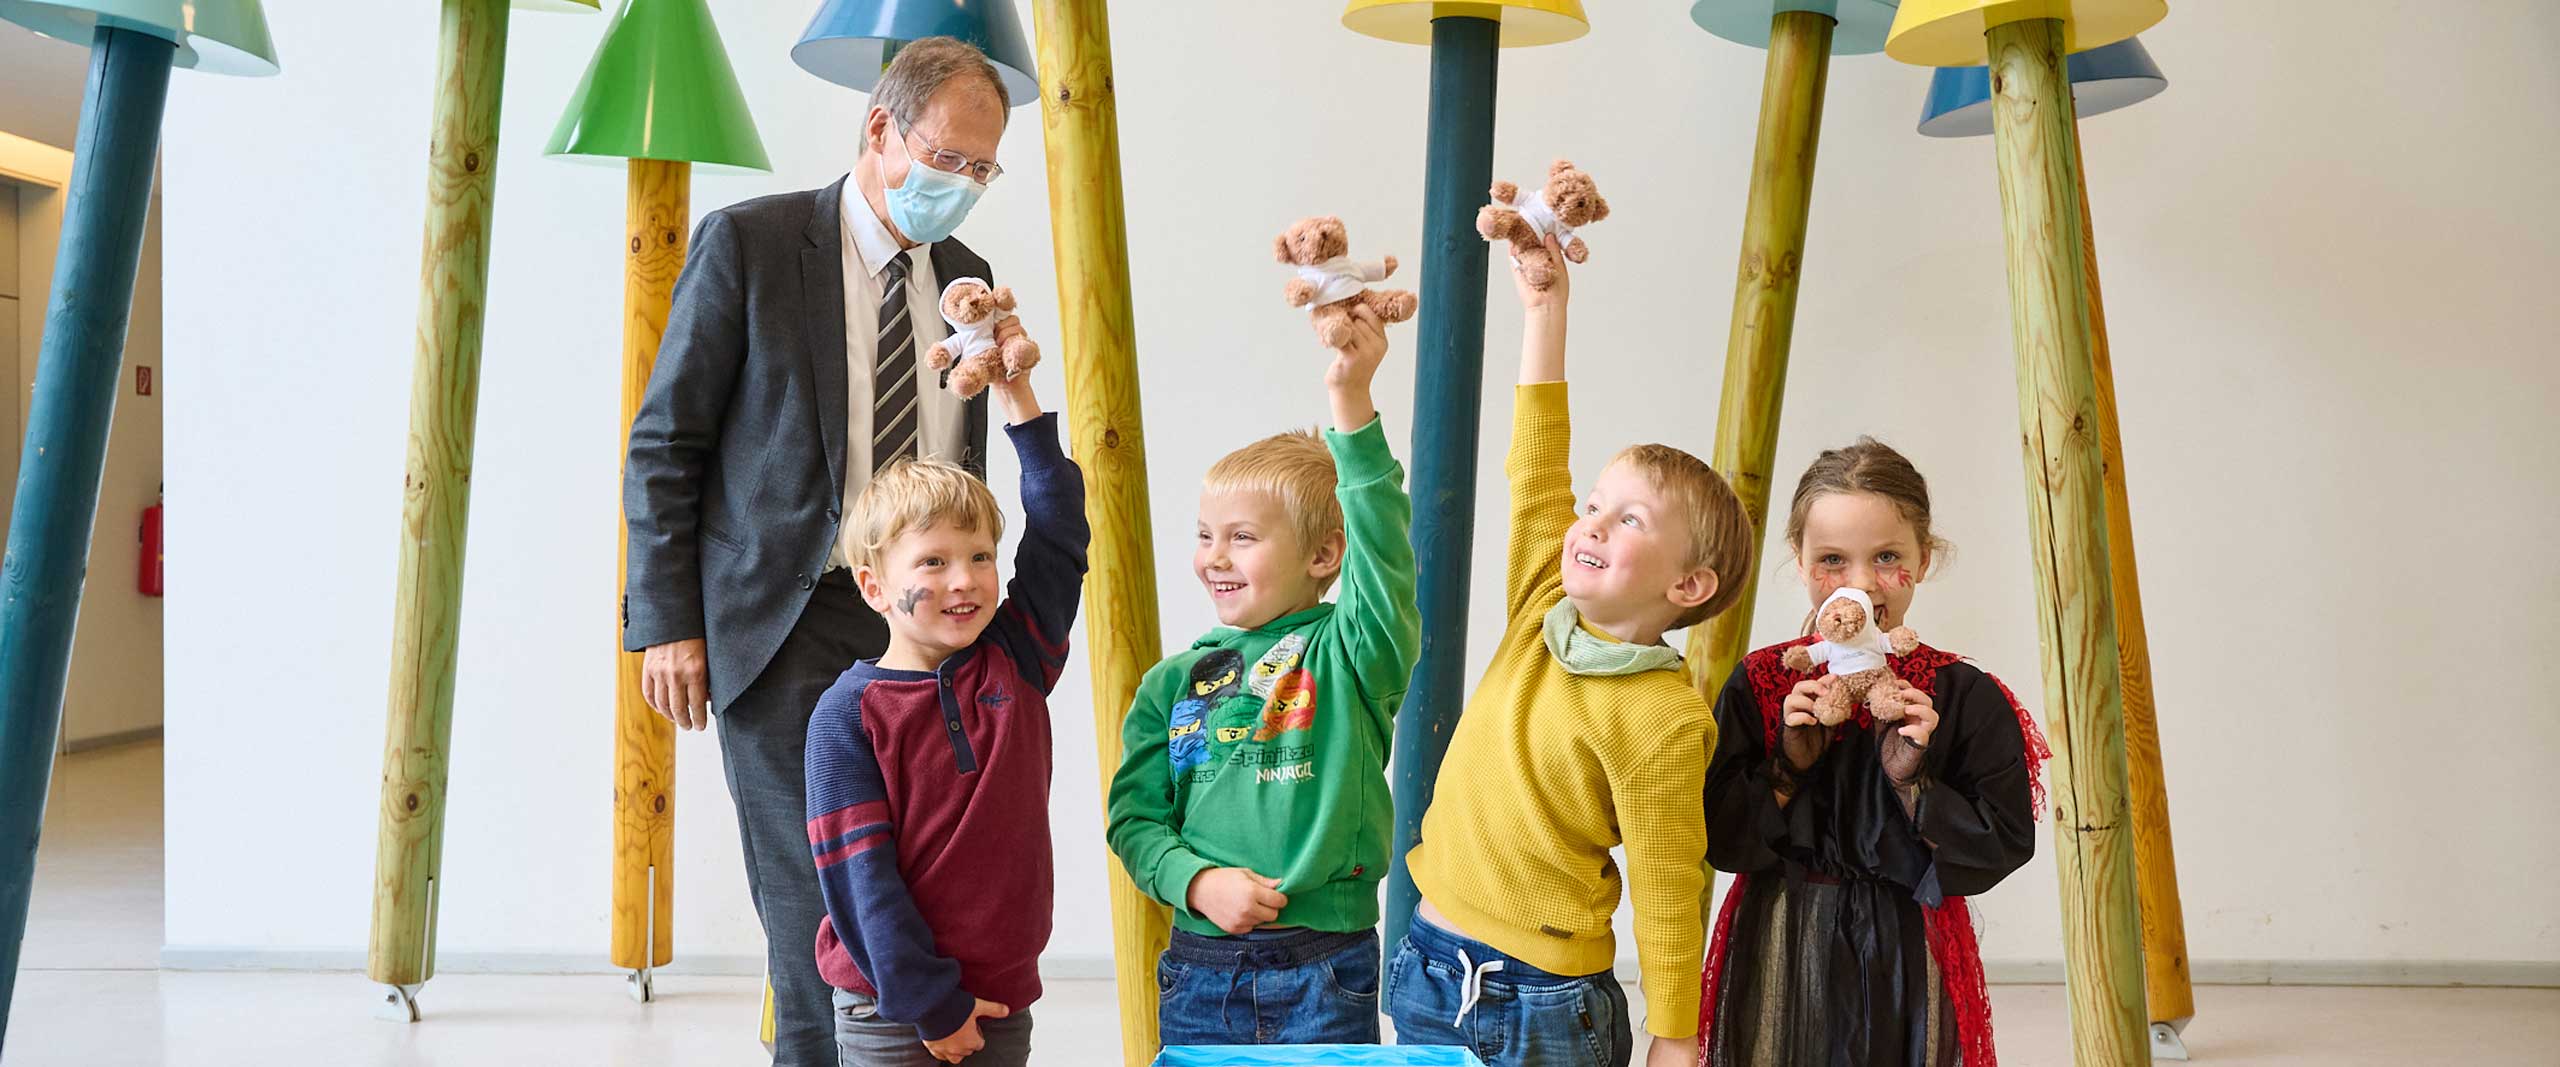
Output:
[
  {"xmin": 1917, "ymin": 35, "xmax": 2165, "ymax": 138},
  {"xmin": 791, "ymin": 0, "xmax": 1038, "ymax": 107},
  {"xmin": 1689, "ymin": 0, "xmax": 1901, "ymax": 56},
  {"xmin": 0, "ymin": 0, "xmax": 278, "ymax": 75},
  {"xmin": 548, "ymin": 0, "xmax": 770, "ymax": 169}
]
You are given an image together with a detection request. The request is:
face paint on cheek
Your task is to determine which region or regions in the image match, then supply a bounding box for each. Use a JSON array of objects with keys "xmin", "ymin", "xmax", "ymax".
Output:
[
  {"xmin": 1879, "ymin": 566, "xmax": 1915, "ymax": 590},
  {"xmin": 896, "ymin": 587, "xmax": 927, "ymax": 616}
]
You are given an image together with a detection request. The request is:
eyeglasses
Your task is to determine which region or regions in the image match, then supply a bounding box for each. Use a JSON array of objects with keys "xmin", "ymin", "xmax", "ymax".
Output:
[{"xmin": 900, "ymin": 126, "xmax": 1002, "ymax": 185}]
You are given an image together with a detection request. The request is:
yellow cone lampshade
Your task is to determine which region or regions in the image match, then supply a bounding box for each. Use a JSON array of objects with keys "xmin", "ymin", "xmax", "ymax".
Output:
[
  {"xmin": 1884, "ymin": 0, "xmax": 2164, "ymax": 67},
  {"xmin": 1341, "ymin": 0, "xmax": 1588, "ymax": 47}
]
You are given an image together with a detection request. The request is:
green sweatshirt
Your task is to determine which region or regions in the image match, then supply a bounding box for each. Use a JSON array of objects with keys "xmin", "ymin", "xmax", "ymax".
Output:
[{"xmin": 1105, "ymin": 417, "xmax": 1421, "ymax": 935}]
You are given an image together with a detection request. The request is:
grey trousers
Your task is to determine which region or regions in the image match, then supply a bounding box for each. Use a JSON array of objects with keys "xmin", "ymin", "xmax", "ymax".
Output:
[
  {"xmin": 833, "ymin": 989, "xmax": 1034, "ymax": 1067},
  {"xmin": 720, "ymin": 570, "xmax": 886, "ymax": 1066}
]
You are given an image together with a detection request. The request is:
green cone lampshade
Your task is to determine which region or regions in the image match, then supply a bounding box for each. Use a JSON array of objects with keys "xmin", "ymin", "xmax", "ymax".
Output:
[
  {"xmin": 547, "ymin": 0, "xmax": 769, "ymax": 170},
  {"xmin": 791, "ymin": 0, "xmax": 1038, "ymax": 107},
  {"xmin": 0, "ymin": 0, "xmax": 277, "ymax": 75},
  {"xmin": 521, "ymin": 0, "xmax": 603, "ymax": 9}
]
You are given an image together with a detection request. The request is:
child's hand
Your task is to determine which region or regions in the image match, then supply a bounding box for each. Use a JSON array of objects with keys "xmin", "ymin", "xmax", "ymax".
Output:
[
  {"xmin": 1324, "ymin": 303, "xmax": 1388, "ymax": 430},
  {"xmin": 1187, "ymin": 867, "xmax": 1289, "ymax": 934},
  {"xmin": 922, "ymin": 999, "xmax": 1009, "ymax": 1063},
  {"xmin": 1778, "ymin": 677, "xmax": 1834, "ymax": 771},
  {"xmin": 992, "ymin": 370, "xmax": 1040, "ymax": 427},
  {"xmin": 1645, "ymin": 1034, "xmax": 1697, "ymax": 1067},
  {"xmin": 1510, "ymin": 233, "xmax": 1571, "ymax": 310},
  {"xmin": 1876, "ymin": 684, "xmax": 1937, "ymax": 786},
  {"xmin": 989, "ymin": 319, "xmax": 1042, "ymax": 425}
]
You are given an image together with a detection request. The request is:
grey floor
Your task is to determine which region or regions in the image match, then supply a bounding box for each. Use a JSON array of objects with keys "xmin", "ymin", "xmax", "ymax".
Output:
[{"xmin": 8, "ymin": 741, "xmax": 2556, "ymax": 1066}]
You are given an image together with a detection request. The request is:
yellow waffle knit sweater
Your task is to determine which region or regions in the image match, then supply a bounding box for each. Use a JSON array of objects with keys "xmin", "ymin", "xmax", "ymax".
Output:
[{"xmin": 1406, "ymin": 382, "xmax": 1717, "ymax": 1040}]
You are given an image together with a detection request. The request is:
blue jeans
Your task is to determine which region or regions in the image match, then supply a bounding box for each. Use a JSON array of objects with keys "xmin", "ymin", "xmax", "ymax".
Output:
[
  {"xmin": 1158, "ymin": 927, "xmax": 1382, "ymax": 1046},
  {"xmin": 1386, "ymin": 914, "xmax": 1634, "ymax": 1067}
]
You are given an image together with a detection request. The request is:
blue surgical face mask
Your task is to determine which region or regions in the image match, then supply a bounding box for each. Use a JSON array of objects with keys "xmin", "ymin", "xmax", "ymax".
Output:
[{"xmin": 883, "ymin": 130, "xmax": 986, "ymax": 245}]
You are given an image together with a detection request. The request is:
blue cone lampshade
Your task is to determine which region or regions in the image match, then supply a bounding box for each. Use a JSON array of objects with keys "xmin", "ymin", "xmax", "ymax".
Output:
[
  {"xmin": 1689, "ymin": 0, "xmax": 1901, "ymax": 56},
  {"xmin": 791, "ymin": 0, "xmax": 1037, "ymax": 107},
  {"xmin": 1917, "ymin": 35, "xmax": 2165, "ymax": 138},
  {"xmin": 0, "ymin": 0, "xmax": 277, "ymax": 75}
]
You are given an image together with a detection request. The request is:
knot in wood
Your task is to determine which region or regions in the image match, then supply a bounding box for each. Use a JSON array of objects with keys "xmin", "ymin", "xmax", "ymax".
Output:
[
  {"xmin": 1102, "ymin": 428, "xmax": 1121, "ymax": 449},
  {"xmin": 652, "ymin": 795, "xmax": 666, "ymax": 814},
  {"xmin": 463, "ymin": 151, "xmax": 481, "ymax": 173},
  {"xmin": 629, "ymin": 236, "xmax": 644, "ymax": 254},
  {"xmin": 404, "ymin": 793, "xmax": 420, "ymax": 812}
]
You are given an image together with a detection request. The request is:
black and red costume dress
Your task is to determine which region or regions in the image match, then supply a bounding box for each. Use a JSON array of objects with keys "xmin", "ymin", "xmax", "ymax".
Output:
[{"xmin": 1699, "ymin": 636, "xmax": 2050, "ymax": 1067}]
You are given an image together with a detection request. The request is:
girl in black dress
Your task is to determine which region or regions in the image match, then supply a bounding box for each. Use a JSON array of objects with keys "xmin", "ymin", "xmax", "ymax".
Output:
[{"xmin": 1699, "ymin": 439, "xmax": 2049, "ymax": 1067}]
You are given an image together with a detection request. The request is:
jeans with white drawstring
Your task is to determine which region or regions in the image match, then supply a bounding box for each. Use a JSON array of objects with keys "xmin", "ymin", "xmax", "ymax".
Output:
[{"xmin": 1385, "ymin": 912, "xmax": 1634, "ymax": 1067}]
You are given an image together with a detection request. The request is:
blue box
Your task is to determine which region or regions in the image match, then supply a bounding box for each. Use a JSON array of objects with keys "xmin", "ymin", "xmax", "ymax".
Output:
[{"xmin": 1152, "ymin": 1048, "xmax": 1486, "ymax": 1066}]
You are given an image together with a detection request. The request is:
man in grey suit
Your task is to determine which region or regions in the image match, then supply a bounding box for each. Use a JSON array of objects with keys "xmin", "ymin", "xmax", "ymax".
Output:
[{"xmin": 621, "ymin": 38, "xmax": 1018, "ymax": 1065}]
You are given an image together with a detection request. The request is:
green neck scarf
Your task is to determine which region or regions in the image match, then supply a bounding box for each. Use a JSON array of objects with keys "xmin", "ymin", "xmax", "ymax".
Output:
[{"xmin": 1542, "ymin": 600, "xmax": 1683, "ymax": 677}]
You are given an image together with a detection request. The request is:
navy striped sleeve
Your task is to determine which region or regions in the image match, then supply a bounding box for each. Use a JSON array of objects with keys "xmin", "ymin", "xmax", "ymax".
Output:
[
  {"xmin": 986, "ymin": 413, "xmax": 1088, "ymax": 694},
  {"xmin": 804, "ymin": 676, "xmax": 975, "ymax": 1040}
]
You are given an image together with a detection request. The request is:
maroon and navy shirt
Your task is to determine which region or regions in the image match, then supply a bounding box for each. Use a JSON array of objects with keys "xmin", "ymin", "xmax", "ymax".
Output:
[{"xmin": 804, "ymin": 415, "xmax": 1086, "ymax": 1041}]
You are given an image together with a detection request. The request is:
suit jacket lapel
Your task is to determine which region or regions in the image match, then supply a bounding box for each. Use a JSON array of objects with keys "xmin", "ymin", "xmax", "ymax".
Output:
[
  {"xmin": 931, "ymin": 241, "xmax": 992, "ymax": 478},
  {"xmin": 927, "ymin": 242, "xmax": 961, "ymax": 391},
  {"xmin": 804, "ymin": 177, "xmax": 851, "ymax": 503}
]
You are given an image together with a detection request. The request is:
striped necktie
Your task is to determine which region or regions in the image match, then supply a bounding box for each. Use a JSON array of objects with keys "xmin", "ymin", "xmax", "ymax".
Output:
[{"xmin": 872, "ymin": 251, "xmax": 917, "ymax": 473}]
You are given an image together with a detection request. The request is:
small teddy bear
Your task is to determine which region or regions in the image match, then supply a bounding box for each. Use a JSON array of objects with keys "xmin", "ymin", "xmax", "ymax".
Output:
[
  {"xmin": 1782, "ymin": 587, "xmax": 1922, "ymax": 726},
  {"xmin": 1478, "ymin": 158, "xmax": 1611, "ymax": 291},
  {"xmin": 1276, "ymin": 215, "xmax": 1418, "ymax": 349},
  {"xmin": 924, "ymin": 277, "xmax": 1040, "ymax": 399}
]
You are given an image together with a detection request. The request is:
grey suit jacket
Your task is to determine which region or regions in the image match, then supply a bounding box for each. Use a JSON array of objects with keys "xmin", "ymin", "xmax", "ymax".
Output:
[{"xmin": 622, "ymin": 177, "xmax": 992, "ymax": 712}]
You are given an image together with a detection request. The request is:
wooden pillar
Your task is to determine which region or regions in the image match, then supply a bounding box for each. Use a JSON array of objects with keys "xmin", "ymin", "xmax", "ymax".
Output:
[
  {"xmin": 1383, "ymin": 11, "xmax": 1500, "ymax": 959},
  {"xmin": 0, "ymin": 25, "xmax": 175, "ymax": 1041},
  {"xmin": 369, "ymin": 0, "xmax": 511, "ymax": 1020},
  {"xmin": 2074, "ymin": 143, "xmax": 2193, "ymax": 1032},
  {"xmin": 1985, "ymin": 18, "xmax": 2151, "ymax": 1063},
  {"xmin": 1683, "ymin": 9, "xmax": 1833, "ymax": 700},
  {"xmin": 612, "ymin": 157, "xmax": 688, "ymax": 992},
  {"xmin": 1027, "ymin": 1, "xmax": 1167, "ymax": 1060}
]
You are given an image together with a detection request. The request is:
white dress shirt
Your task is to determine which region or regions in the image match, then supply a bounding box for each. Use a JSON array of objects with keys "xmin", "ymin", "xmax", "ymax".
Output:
[{"xmin": 828, "ymin": 175, "xmax": 966, "ymax": 569}]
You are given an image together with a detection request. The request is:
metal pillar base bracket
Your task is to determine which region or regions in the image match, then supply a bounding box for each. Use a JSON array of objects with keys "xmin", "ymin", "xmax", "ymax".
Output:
[
  {"xmin": 627, "ymin": 967, "xmax": 654, "ymax": 1004},
  {"xmin": 375, "ymin": 983, "xmax": 422, "ymax": 1023},
  {"xmin": 2151, "ymin": 1017, "xmax": 2192, "ymax": 1061}
]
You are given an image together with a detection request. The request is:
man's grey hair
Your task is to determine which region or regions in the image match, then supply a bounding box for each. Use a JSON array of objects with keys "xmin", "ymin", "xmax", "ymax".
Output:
[{"xmin": 863, "ymin": 36, "xmax": 1009, "ymax": 154}]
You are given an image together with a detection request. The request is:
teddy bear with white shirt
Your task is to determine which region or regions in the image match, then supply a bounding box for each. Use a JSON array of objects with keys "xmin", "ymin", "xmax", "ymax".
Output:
[
  {"xmin": 1783, "ymin": 587, "xmax": 1923, "ymax": 726},
  {"xmin": 1276, "ymin": 215, "xmax": 1418, "ymax": 348},
  {"xmin": 924, "ymin": 277, "xmax": 1040, "ymax": 398},
  {"xmin": 1478, "ymin": 158, "xmax": 1611, "ymax": 291}
]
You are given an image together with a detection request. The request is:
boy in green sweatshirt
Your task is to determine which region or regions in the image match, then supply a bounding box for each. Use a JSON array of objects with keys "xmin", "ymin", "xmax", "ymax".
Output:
[{"xmin": 1105, "ymin": 303, "xmax": 1420, "ymax": 1047}]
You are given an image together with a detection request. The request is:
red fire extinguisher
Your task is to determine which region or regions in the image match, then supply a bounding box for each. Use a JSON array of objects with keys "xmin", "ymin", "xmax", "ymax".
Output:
[{"xmin": 139, "ymin": 491, "xmax": 163, "ymax": 597}]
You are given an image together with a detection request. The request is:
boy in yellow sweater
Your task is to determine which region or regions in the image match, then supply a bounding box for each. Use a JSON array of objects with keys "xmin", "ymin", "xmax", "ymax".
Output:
[{"xmin": 1386, "ymin": 237, "xmax": 1752, "ymax": 1067}]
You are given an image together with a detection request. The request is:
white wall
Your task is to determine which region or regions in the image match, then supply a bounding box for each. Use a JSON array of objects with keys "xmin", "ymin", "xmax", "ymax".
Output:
[{"xmin": 161, "ymin": 0, "xmax": 2559, "ymax": 983}]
